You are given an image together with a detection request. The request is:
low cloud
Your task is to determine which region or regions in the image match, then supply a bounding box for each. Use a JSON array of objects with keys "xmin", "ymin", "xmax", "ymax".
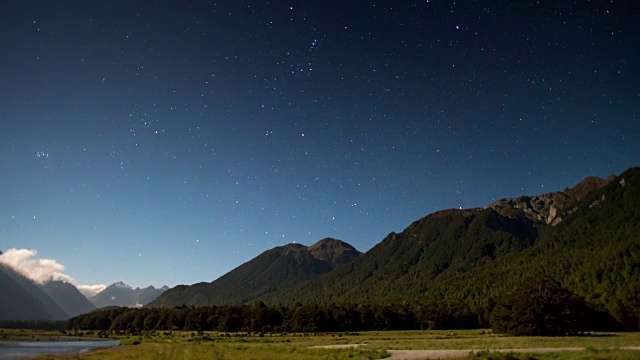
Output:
[
  {"xmin": 76, "ymin": 284, "xmax": 107, "ymax": 298},
  {"xmin": 0, "ymin": 248, "xmax": 105, "ymax": 298}
]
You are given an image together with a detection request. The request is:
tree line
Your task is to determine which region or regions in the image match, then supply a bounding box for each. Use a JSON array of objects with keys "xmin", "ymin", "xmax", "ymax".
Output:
[
  {"xmin": 67, "ymin": 301, "xmax": 476, "ymax": 333},
  {"xmin": 0, "ymin": 320, "xmax": 65, "ymax": 331},
  {"xmin": 67, "ymin": 278, "xmax": 625, "ymax": 336}
]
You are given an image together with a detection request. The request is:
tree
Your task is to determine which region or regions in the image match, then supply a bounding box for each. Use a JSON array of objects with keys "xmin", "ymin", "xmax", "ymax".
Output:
[
  {"xmin": 184, "ymin": 308, "xmax": 208, "ymax": 331},
  {"xmin": 490, "ymin": 276, "xmax": 589, "ymax": 336},
  {"xmin": 143, "ymin": 312, "xmax": 160, "ymax": 330}
]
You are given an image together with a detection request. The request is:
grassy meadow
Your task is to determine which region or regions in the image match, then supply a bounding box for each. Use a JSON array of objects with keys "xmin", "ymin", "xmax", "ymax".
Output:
[
  {"xmin": 8, "ymin": 329, "xmax": 639, "ymax": 360},
  {"xmin": 32, "ymin": 342, "xmax": 386, "ymax": 360}
]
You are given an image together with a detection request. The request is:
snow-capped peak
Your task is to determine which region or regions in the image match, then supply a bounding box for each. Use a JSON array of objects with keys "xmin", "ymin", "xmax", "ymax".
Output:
[{"xmin": 113, "ymin": 281, "xmax": 132, "ymax": 289}]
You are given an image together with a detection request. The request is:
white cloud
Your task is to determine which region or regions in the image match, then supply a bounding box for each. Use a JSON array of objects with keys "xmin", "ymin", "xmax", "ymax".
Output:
[
  {"xmin": 76, "ymin": 284, "xmax": 107, "ymax": 298},
  {"xmin": 0, "ymin": 248, "xmax": 105, "ymax": 298}
]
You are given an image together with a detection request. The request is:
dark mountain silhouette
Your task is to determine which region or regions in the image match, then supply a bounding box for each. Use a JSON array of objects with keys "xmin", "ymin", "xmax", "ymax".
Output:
[
  {"xmin": 149, "ymin": 238, "xmax": 361, "ymax": 307},
  {"xmin": 0, "ymin": 251, "xmax": 96, "ymax": 320},
  {"xmin": 0, "ymin": 264, "xmax": 68, "ymax": 320},
  {"xmin": 41, "ymin": 281, "xmax": 96, "ymax": 317},
  {"xmin": 89, "ymin": 282, "xmax": 168, "ymax": 308}
]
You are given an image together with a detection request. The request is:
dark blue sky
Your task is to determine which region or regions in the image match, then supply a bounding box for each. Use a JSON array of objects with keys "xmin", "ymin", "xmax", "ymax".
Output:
[{"xmin": 1, "ymin": 1, "xmax": 638, "ymax": 289}]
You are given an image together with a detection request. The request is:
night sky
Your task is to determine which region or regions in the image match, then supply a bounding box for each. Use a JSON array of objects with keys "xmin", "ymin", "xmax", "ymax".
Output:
[{"xmin": 1, "ymin": 1, "xmax": 638, "ymax": 290}]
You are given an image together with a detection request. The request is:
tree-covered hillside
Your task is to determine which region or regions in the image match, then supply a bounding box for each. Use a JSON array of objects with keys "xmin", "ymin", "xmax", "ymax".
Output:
[
  {"xmin": 257, "ymin": 168, "xmax": 639, "ymax": 328},
  {"xmin": 146, "ymin": 167, "xmax": 639, "ymax": 331},
  {"xmin": 150, "ymin": 238, "xmax": 360, "ymax": 307}
]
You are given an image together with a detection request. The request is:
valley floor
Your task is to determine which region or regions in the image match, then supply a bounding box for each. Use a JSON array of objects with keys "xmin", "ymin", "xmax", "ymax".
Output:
[
  {"xmin": 3, "ymin": 329, "xmax": 639, "ymax": 360},
  {"xmin": 384, "ymin": 347, "xmax": 640, "ymax": 359}
]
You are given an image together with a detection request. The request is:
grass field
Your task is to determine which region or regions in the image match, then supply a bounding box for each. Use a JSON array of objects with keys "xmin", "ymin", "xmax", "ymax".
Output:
[
  {"xmin": 337, "ymin": 329, "xmax": 640, "ymax": 350},
  {"xmin": 7, "ymin": 329, "xmax": 638, "ymax": 360},
  {"xmin": 457, "ymin": 348, "xmax": 640, "ymax": 360},
  {"xmin": 31, "ymin": 342, "xmax": 387, "ymax": 360}
]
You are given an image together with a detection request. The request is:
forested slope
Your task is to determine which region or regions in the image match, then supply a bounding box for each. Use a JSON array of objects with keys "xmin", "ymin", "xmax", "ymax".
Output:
[
  {"xmin": 146, "ymin": 167, "xmax": 639, "ymax": 329},
  {"xmin": 259, "ymin": 168, "xmax": 639, "ymax": 327},
  {"xmin": 72, "ymin": 168, "xmax": 640, "ymax": 332},
  {"xmin": 150, "ymin": 238, "xmax": 360, "ymax": 307}
]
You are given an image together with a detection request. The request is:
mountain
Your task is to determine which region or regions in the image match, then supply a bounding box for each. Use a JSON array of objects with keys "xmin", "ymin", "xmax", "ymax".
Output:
[
  {"xmin": 255, "ymin": 167, "xmax": 639, "ymax": 326},
  {"xmin": 485, "ymin": 174, "xmax": 613, "ymax": 226},
  {"xmin": 147, "ymin": 167, "xmax": 640, "ymax": 327},
  {"xmin": 0, "ymin": 253, "xmax": 96, "ymax": 320},
  {"xmin": 308, "ymin": 238, "xmax": 362, "ymax": 266},
  {"xmin": 135, "ymin": 285, "xmax": 170, "ymax": 305},
  {"xmin": 0, "ymin": 264, "xmax": 68, "ymax": 320},
  {"xmin": 89, "ymin": 282, "xmax": 168, "ymax": 308},
  {"xmin": 41, "ymin": 281, "xmax": 96, "ymax": 317},
  {"xmin": 149, "ymin": 238, "xmax": 361, "ymax": 307},
  {"xmin": 67, "ymin": 167, "xmax": 640, "ymax": 331}
]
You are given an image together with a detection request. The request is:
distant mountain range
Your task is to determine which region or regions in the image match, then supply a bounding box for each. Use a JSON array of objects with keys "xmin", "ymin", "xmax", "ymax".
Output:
[
  {"xmin": 150, "ymin": 167, "xmax": 640, "ymax": 327},
  {"xmin": 0, "ymin": 260, "xmax": 95, "ymax": 320},
  {"xmin": 0, "ymin": 253, "xmax": 167, "ymax": 320},
  {"xmin": 4, "ymin": 167, "xmax": 638, "ymax": 327},
  {"xmin": 149, "ymin": 238, "xmax": 360, "ymax": 307},
  {"xmin": 89, "ymin": 281, "xmax": 169, "ymax": 308}
]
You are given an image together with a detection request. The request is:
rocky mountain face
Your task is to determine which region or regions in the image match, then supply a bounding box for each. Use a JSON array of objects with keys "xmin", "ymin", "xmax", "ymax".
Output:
[
  {"xmin": 149, "ymin": 238, "xmax": 361, "ymax": 307},
  {"xmin": 485, "ymin": 175, "xmax": 613, "ymax": 226},
  {"xmin": 89, "ymin": 282, "xmax": 168, "ymax": 308}
]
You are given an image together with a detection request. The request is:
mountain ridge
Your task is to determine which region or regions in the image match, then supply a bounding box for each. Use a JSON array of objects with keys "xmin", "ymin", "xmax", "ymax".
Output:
[
  {"xmin": 149, "ymin": 238, "xmax": 361, "ymax": 307},
  {"xmin": 0, "ymin": 249, "xmax": 99, "ymax": 320},
  {"xmin": 149, "ymin": 167, "xmax": 639, "ymax": 328},
  {"xmin": 41, "ymin": 280, "xmax": 96, "ymax": 317},
  {"xmin": 0, "ymin": 258, "xmax": 98, "ymax": 320},
  {"xmin": 485, "ymin": 173, "xmax": 613, "ymax": 226},
  {"xmin": 0, "ymin": 265, "xmax": 66, "ymax": 320},
  {"xmin": 89, "ymin": 282, "xmax": 168, "ymax": 308},
  {"xmin": 256, "ymin": 167, "xmax": 639, "ymax": 325}
]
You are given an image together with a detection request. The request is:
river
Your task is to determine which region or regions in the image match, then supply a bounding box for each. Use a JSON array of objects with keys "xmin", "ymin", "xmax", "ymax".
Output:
[{"xmin": 0, "ymin": 339, "xmax": 120, "ymax": 359}]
